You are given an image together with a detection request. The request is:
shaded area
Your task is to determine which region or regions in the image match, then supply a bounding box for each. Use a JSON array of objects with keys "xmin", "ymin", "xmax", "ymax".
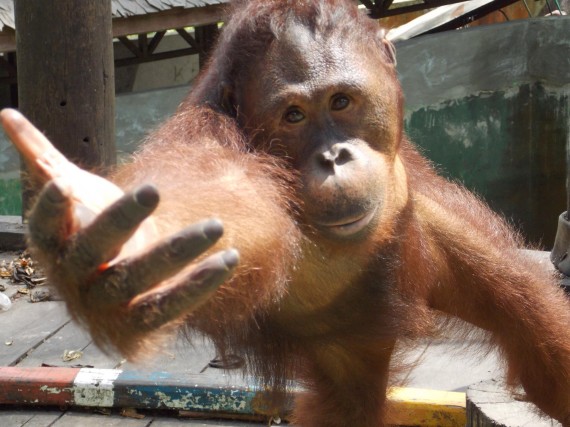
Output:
[{"xmin": 406, "ymin": 83, "xmax": 569, "ymax": 247}]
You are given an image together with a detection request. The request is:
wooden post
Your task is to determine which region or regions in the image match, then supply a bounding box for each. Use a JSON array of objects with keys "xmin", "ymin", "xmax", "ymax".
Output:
[{"xmin": 14, "ymin": 0, "xmax": 115, "ymax": 211}]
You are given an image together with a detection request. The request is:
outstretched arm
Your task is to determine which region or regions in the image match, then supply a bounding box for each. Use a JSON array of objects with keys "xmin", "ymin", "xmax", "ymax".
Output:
[{"xmin": 1, "ymin": 108, "xmax": 299, "ymax": 359}]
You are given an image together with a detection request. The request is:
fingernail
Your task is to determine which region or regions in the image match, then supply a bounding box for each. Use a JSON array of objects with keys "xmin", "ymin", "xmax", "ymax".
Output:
[
  {"xmin": 134, "ymin": 184, "xmax": 159, "ymax": 208},
  {"xmin": 202, "ymin": 218, "xmax": 224, "ymax": 242},
  {"xmin": 221, "ymin": 249, "xmax": 239, "ymax": 269},
  {"xmin": 0, "ymin": 108, "xmax": 22, "ymax": 122}
]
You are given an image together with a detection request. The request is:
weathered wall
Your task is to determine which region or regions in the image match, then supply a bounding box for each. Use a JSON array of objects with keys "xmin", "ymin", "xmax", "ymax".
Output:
[
  {"xmin": 396, "ymin": 17, "xmax": 570, "ymax": 246},
  {"xmin": 406, "ymin": 84, "xmax": 568, "ymax": 246}
]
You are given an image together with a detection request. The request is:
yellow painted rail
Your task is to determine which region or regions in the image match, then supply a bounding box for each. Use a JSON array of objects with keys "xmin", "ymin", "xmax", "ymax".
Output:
[{"xmin": 388, "ymin": 387, "xmax": 466, "ymax": 427}]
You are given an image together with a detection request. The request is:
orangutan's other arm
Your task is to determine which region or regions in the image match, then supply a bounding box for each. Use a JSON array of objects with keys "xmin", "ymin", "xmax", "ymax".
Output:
[{"xmin": 415, "ymin": 189, "xmax": 570, "ymax": 423}]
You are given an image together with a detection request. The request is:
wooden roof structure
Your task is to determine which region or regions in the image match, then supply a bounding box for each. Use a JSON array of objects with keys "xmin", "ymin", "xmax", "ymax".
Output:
[
  {"xmin": 0, "ymin": 0, "xmax": 526, "ymax": 53},
  {"xmin": 0, "ymin": 0, "xmax": 228, "ymax": 53},
  {"xmin": 0, "ymin": 0, "xmax": 534, "ymax": 59},
  {"xmin": 0, "ymin": 0, "xmax": 531, "ymax": 86}
]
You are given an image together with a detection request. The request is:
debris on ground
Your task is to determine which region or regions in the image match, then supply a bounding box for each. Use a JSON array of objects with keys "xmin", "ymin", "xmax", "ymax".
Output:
[
  {"xmin": 42, "ymin": 363, "xmax": 95, "ymax": 369},
  {"xmin": 30, "ymin": 288, "xmax": 52, "ymax": 302},
  {"xmin": 121, "ymin": 408, "xmax": 146, "ymax": 419},
  {"xmin": 3, "ymin": 251, "xmax": 47, "ymax": 288},
  {"xmin": 0, "ymin": 291, "xmax": 11, "ymax": 311},
  {"xmin": 63, "ymin": 349, "xmax": 84, "ymax": 362},
  {"xmin": 0, "ymin": 251, "xmax": 52, "ymax": 303}
]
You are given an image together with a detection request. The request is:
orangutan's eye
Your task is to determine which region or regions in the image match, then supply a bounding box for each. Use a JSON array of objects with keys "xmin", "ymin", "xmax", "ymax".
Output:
[
  {"xmin": 284, "ymin": 107, "xmax": 305, "ymax": 124},
  {"xmin": 331, "ymin": 94, "xmax": 350, "ymax": 111}
]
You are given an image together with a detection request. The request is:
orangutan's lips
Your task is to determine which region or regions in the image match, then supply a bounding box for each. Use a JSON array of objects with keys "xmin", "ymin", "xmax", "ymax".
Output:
[{"xmin": 318, "ymin": 207, "xmax": 377, "ymax": 237}]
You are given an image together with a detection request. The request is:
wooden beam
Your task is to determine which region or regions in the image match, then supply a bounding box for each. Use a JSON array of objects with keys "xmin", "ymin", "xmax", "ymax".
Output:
[
  {"xmin": 0, "ymin": 29, "xmax": 15, "ymax": 53},
  {"xmin": 176, "ymin": 28, "xmax": 203, "ymax": 53},
  {"xmin": 0, "ymin": 5, "xmax": 227, "ymax": 55},
  {"xmin": 148, "ymin": 30, "xmax": 166, "ymax": 54},
  {"xmin": 114, "ymin": 47, "xmax": 200, "ymax": 67},
  {"xmin": 0, "ymin": 366, "xmax": 466, "ymax": 427},
  {"xmin": 112, "ymin": 4, "xmax": 227, "ymax": 38},
  {"xmin": 360, "ymin": 0, "xmax": 376, "ymax": 8},
  {"xmin": 117, "ymin": 36, "xmax": 141, "ymax": 57}
]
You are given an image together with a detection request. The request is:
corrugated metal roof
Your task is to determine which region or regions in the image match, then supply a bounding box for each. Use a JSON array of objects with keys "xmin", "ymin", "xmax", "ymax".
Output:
[{"xmin": 0, "ymin": 0, "xmax": 227, "ymax": 31}]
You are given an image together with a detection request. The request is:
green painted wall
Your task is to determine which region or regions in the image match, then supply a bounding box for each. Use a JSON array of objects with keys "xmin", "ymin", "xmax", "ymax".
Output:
[
  {"xmin": 0, "ymin": 178, "xmax": 20, "ymax": 216},
  {"xmin": 395, "ymin": 18, "xmax": 570, "ymax": 247},
  {"xmin": 405, "ymin": 83, "xmax": 568, "ymax": 246}
]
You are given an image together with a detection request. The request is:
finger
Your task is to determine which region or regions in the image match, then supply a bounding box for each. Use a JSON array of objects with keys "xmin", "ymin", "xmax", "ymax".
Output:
[
  {"xmin": 66, "ymin": 184, "xmax": 160, "ymax": 273},
  {"xmin": 0, "ymin": 108, "xmax": 68, "ymax": 181},
  {"xmin": 128, "ymin": 249, "xmax": 239, "ymax": 331},
  {"xmin": 28, "ymin": 178, "xmax": 75, "ymax": 252},
  {"xmin": 87, "ymin": 218, "xmax": 227, "ymax": 304}
]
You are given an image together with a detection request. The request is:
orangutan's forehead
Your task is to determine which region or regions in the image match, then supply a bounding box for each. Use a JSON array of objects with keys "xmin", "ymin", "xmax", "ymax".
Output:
[{"xmin": 266, "ymin": 21, "xmax": 360, "ymax": 86}]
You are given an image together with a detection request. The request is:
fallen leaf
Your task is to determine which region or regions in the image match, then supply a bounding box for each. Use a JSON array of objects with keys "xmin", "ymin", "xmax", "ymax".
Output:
[{"xmin": 62, "ymin": 349, "xmax": 83, "ymax": 362}]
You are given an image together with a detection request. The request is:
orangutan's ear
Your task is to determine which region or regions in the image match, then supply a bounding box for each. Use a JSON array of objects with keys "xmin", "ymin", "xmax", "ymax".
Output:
[{"xmin": 377, "ymin": 28, "xmax": 397, "ymax": 66}]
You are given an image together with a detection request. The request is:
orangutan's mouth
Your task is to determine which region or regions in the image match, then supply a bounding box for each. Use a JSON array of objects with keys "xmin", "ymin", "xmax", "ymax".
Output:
[{"xmin": 317, "ymin": 207, "xmax": 377, "ymax": 237}]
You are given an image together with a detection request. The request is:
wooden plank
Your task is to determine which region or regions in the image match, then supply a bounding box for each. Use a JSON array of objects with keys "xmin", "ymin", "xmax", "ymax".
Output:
[
  {"xmin": 0, "ymin": 367, "xmax": 77, "ymax": 406},
  {"xmin": 387, "ymin": 0, "xmax": 486, "ymax": 40},
  {"xmin": 0, "ymin": 300, "xmax": 69, "ymax": 366},
  {"xmin": 112, "ymin": 370, "xmax": 264, "ymax": 415},
  {"xmin": 0, "ymin": 366, "xmax": 268, "ymax": 414},
  {"xmin": 120, "ymin": 334, "xmax": 217, "ymax": 374},
  {"xmin": 0, "ymin": 365, "xmax": 466, "ymax": 426},
  {"xmin": 78, "ymin": 341, "xmax": 125, "ymax": 369},
  {"xmin": 0, "ymin": 408, "xmax": 265, "ymax": 426},
  {"xmin": 152, "ymin": 419, "xmax": 264, "ymax": 426},
  {"xmin": 0, "ymin": 409, "xmax": 62, "ymax": 426},
  {"xmin": 16, "ymin": 321, "xmax": 121, "ymax": 369},
  {"xmin": 112, "ymin": 5, "xmax": 226, "ymax": 38},
  {"xmin": 52, "ymin": 410, "xmax": 151, "ymax": 427},
  {"xmin": 15, "ymin": 313, "xmax": 224, "ymax": 372}
]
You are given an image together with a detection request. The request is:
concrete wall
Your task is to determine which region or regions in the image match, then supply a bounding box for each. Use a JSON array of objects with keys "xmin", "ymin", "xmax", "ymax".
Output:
[
  {"xmin": 114, "ymin": 33, "xmax": 201, "ymax": 94},
  {"xmin": 396, "ymin": 17, "xmax": 570, "ymax": 246},
  {"xmin": 0, "ymin": 85, "xmax": 190, "ymax": 215}
]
